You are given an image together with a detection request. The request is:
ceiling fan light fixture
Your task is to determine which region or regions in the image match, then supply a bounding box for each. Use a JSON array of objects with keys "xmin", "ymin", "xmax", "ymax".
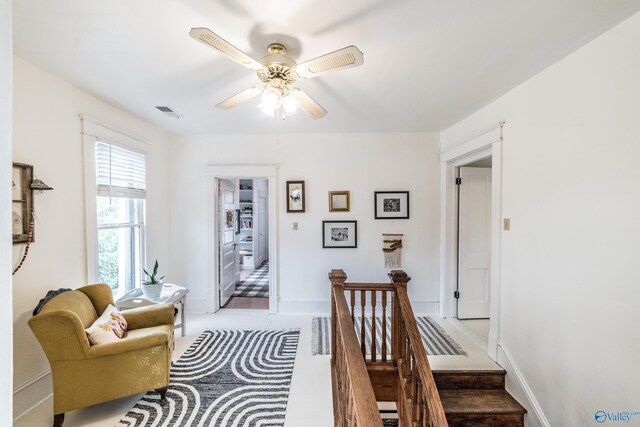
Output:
[
  {"xmin": 189, "ymin": 27, "xmax": 363, "ymax": 120},
  {"xmin": 261, "ymin": 86, "xmax": 282, "ymax": 112},
  {"xmin": 282, "ymin": 95, "xmax": 299, "ymax": 116},
  {"xmin": 257, "ymin": 102, "xmax": 275, "ymax": 118}
]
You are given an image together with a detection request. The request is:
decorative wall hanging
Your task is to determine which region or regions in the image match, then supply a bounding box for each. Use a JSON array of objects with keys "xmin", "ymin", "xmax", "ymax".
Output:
[
  {"xmin": 12, "ymin": 162, "xmax": 54, "ymax": 275},
  {"xmin": 383, "ymin": 233, "xmax": 403, "ymax": 268},
  {"xmin": 375, "ymin": 191, "xmax": 409, "ymax": 219},
  {"xmin": 322, "ymin": 220, "xmax": 357, "ymax": 248},
  {"xmin": 328, "ymin": 191, "xmax": 350, "ymax": 212},
  {"xmin": 12, "ymin": 163, "xmax": 34, "ymax": 244},
  {"xmin": 286, "ymin": 180, "xmax": 305, "ymax": 212}
]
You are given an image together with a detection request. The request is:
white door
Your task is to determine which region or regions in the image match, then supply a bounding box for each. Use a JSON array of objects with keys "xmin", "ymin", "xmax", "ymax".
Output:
[
  {"xmin": 258, "ymin": 193, "xmax": 268, "ymax": 265},
  {"xmin": 218, "ymin": 179, "xmax": 238, "ymax": 307},
  {"xmin": 457, "ymin": 167, "xmax": 492, "ymax": 319}
]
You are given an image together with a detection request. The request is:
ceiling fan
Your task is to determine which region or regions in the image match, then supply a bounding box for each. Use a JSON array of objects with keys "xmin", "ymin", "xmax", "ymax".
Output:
[{"xmin": 189, "ymin": 27, "xmax": 364, "ymax": 119}]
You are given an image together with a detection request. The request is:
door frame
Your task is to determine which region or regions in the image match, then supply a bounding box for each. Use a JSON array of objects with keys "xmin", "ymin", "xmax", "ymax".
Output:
[
  {"xmin": 440, "ymin": 123, "xmax": 503, "ymax": 360},
  {"xmin": 207, "ymin": 165, "xmax": 278, "ymax": 314}
]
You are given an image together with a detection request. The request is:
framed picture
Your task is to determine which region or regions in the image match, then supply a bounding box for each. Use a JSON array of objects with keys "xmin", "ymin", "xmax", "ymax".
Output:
[
  {"xmin": 286, "ymin": 180, "xmax": 305, "ymax": 213},
  {"xmin": 329, "ymin": 191, "xmax": 350, "ymax": 212},
  {"xmin": 322, "ymin": 220, "xmax": 357, "ymax": 248},
  {"xmin": 12, "ymin": 162, "xmax": 34, "ymax": 244},
  {"xmin": 374, "ymin": 191, "xmax": 409, "ymax": 219}
]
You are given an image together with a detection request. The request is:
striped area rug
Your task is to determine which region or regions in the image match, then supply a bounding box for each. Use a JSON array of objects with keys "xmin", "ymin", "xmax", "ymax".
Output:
[
  {"xmin": 233, "ymin": 262, "xmax": 269, "ymax": 298},
  {"xmin": 117, "ymin": 329, "xmax": 299, "ymax": 426},
  {"xmin": 312, "ymin": 316, "xmax": 466, "ymax": 357}
]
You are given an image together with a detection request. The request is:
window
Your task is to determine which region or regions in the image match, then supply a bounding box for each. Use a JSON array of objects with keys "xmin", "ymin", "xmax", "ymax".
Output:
[{"xmin": 92, "ymin": 139, "xmax": 147, "ymax": 295}]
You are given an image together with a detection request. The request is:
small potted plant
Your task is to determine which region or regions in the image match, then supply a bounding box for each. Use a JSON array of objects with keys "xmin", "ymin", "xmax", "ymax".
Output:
[{"xmin": 142, "ymin": 260, "xmax": 165, "ymax": 299}]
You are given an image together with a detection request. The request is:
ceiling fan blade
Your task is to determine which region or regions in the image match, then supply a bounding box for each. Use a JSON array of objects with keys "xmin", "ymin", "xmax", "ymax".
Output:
[
  {"xmin": 289, "ymin": 89, "xmax": 327, "ymax": 119},
  {"xmin": 189, "ymin": 27, "xmax": 265, "ymax": 71},
  {"xmin": 293, "ymin": 46, "xmax": 364, "ymax": 79},
  {"xmin": 216, "ymin": 86, "xmax": 263, "ymax": 110}
]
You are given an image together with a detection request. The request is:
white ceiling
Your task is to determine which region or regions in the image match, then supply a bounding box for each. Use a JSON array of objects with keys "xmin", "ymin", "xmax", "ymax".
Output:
[{"xmin": 13, "ymin": 0, "xmax": 640, "ymax": 134}]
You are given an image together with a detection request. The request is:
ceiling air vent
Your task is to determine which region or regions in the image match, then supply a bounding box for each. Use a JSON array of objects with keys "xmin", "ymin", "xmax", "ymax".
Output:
[{"xmin": 155, "ymin": 106, "xmax": 183, "ymax": 119}]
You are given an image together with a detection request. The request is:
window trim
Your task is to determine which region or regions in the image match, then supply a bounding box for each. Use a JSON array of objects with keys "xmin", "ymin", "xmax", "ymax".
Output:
[{"xmin": 81, "ymin": 116, "xmax": 150, "ymax": 293}]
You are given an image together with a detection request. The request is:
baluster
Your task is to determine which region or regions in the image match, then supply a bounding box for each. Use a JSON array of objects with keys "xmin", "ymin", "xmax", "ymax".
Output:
[
  {"xmin": 360, "ymin": 290, "xmax": 366, "ymax": 357},
  {"xmin": 350, "ymin": 289, "xmax": 355, "ymax": 324},
  {"xmin": 405, "ymin": 337, "xmax": 412, "ymax": 397},
  {"xmin": 381, "ymin": 291, "xmax": 387, "ymax": 362},
  {"xmin": 416, "ymin": 377, "xmax": 423, "ymax": 424},
  {"xmin": 371, "ymin": 291, "xmax": 377, "ymax": 361},
  {"xmin": 411, "ymin": 350, "xmax": 418, "ymax": 421}
]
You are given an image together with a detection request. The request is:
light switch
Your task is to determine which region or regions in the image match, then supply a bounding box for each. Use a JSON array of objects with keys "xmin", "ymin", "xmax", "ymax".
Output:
[
  {"xmin": 293, "ymin": 222, "xmax": 299, "ymax": 231},
  {"xmin": 503, "ymin": 218, "xmax": 511, "ymax": 231}
]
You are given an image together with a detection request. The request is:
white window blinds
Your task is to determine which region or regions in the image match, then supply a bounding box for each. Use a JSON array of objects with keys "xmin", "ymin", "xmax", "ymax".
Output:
[{"xmin": 95, "ymin": 140, "xmax": 146, "ymax": 199}]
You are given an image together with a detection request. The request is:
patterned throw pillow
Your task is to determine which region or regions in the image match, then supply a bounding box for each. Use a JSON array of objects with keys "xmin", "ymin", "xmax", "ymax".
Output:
[{"xmin": 85, "ymin": 304, "xmax": 128, "ymax": 345}]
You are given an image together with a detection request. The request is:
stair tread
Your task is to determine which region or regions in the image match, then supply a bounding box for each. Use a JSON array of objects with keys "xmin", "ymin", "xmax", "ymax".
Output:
[
  {"xmin": 439, "ymin": 389, "xmax": 527, "ymax": 415},
  {"xmin": 433, "ymin": 369, "xmax": 507, "ymax": 390}
]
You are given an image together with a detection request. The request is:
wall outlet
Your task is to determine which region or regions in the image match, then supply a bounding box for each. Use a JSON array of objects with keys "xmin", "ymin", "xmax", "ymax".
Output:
[
  {"xmin": 503, "ymin": 218, "xmax": 511, "ymax": 231},
  {"xmin": 293, "ymin": 222, "xmax": 299, "ymax": 231}
]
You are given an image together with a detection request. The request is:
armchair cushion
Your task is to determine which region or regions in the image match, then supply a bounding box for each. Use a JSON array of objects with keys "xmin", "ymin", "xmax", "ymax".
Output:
[{"xmin": 85, "ymin": 304, "xmax": 128, "ymax": 345}]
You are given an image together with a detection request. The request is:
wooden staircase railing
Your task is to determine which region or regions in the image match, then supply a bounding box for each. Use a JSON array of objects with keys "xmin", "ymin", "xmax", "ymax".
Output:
[
  {"xmin": 330, "ymin": 269, "xmax": 448, "ymax": 427},
  {"xmin": 393, "ymin": 272, "xmax": 448, "ymax": 427},
  {"xmin": 330, "ymin": 269, "xmax": 384, "ymax": 427}
]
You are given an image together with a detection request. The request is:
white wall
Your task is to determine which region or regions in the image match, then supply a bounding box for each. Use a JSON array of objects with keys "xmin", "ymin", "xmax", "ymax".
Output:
[
  {"xmin": 441, "ymin": 11, "xmax": 640, "ymax": 426},
  {"xmin": 11, "ymin": 57, "xmax": 172, "ymax": 418},
  {"xmin": 170, "ymin": 133, "xmax": 440, "ymax": 314},
  {"xmin": 0, "ymin": 0, "xmax": 14, "ymax": 423}
]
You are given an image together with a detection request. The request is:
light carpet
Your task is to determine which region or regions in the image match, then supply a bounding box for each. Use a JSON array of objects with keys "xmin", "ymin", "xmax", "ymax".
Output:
[
  {"xmin": 311, "ymin": 316, "xmax": 466, "ymax": 357},
  {"xmin": 118, "ymin": 329, "xmax": 299, "ymax": 426}
]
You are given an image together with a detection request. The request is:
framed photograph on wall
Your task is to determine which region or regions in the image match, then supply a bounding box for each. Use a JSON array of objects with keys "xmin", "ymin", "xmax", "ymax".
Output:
[
  {"xmin": 286, "ymin": 180, "xmax": 305, "ymax": 212},
  {"xmin": 328, "ymin": 191, "xmax": 350, "ymax": 212},
  {"xmin": 374, "ymin": 191, "xmax": 409, "ymax": 219},
  {"xmin": 322, "ymin": 220, "xmax": 357, "ymax": 248}
]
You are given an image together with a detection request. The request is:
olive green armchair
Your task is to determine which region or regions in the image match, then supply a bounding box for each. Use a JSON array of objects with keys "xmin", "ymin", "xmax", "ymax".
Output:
[{"xmin": 28, "ymin": 284, "xmax": 175, "ymax": 427}]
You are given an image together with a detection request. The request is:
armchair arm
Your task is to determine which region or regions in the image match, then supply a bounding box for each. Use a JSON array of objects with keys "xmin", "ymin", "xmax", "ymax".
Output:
[
  {"xmin": 85, "ymin": 331, "xmax": 170, "ymax": 358},
  {"xmin": 28, "ymin": 310, "xmax": 91, "ymax": 361},
  {"xmin": 122, "ymin": 304, "xmax": 175, "ymax": 330}
]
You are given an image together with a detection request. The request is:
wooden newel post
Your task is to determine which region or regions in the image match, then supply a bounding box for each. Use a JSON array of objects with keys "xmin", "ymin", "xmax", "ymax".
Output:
[
  {"xmin": 329, "ymin": 269, "xmax": 347, "ymax": 365},
  {"xmin": 389, "ymin": 270, "xmax": 410, "ymax": 364}
]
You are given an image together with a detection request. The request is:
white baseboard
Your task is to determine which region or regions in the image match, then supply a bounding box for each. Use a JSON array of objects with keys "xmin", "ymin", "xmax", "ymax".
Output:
[
  {"xmin": 409, "ymin": 301, "xmax": 440, "ymax": 316},
  {"xmin": 277, "ymin": 299, "xmax": 440, "ymax": 316},
  {"xmin": 497, "ymin": 344, "xmax": 550, "ymax": 427},
  {"xmin": 184, "ymin": 298, "xmax": 213, "ymax": 313},
  {"xmin": 13, "ymin": 370, "xmax": 52, "ymax": 421},
  {"xmin": 278, "ymin": 299, "xmax": 330, "ymax": 314}
]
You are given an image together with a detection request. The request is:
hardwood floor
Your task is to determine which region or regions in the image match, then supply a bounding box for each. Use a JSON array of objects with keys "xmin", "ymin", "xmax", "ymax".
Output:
[{"xmin": 223, "ymin": 296, "xmax": 269, "ymax": 309}]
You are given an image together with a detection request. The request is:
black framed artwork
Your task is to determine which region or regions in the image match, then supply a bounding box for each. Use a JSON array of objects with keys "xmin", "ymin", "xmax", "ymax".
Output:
[
  {"xmin": 374, "ymin": 191, "xmax": 409, "ymax": 219},
  {"xmin": 322, "ymin": 220, "xmax": 357, "ymax": 248}
]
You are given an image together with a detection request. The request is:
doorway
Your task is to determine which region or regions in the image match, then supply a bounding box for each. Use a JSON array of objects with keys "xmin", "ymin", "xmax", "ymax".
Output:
[
  {"xmin": 439, "ymin": 123, "xmax": 503, "ymax": 361},
  {"xmin": 456, "ymin": 158, "xmax": 492, "ymax": 345},
  {"xmin": 206, "ymin": 165, "xmax": 278, "ymax": 314},
  {"xmin": 218, "ymin": 178, "xmax": 270, "ymax": 310}
]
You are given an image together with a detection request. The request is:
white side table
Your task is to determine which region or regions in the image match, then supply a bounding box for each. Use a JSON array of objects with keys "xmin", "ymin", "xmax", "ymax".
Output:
[{"xmin": 116, "ymin": 283, "xmax": 189, "ymax": 337}]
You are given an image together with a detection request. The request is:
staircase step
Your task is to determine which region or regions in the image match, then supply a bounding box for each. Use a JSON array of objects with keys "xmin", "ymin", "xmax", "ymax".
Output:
[
  {"xmin": 433, "ymin": 369, "xmax": 506, "ymax": 390},
  {"xmin": 439, "ymin": 389, "xmax": 526, "ymax": 427}
]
